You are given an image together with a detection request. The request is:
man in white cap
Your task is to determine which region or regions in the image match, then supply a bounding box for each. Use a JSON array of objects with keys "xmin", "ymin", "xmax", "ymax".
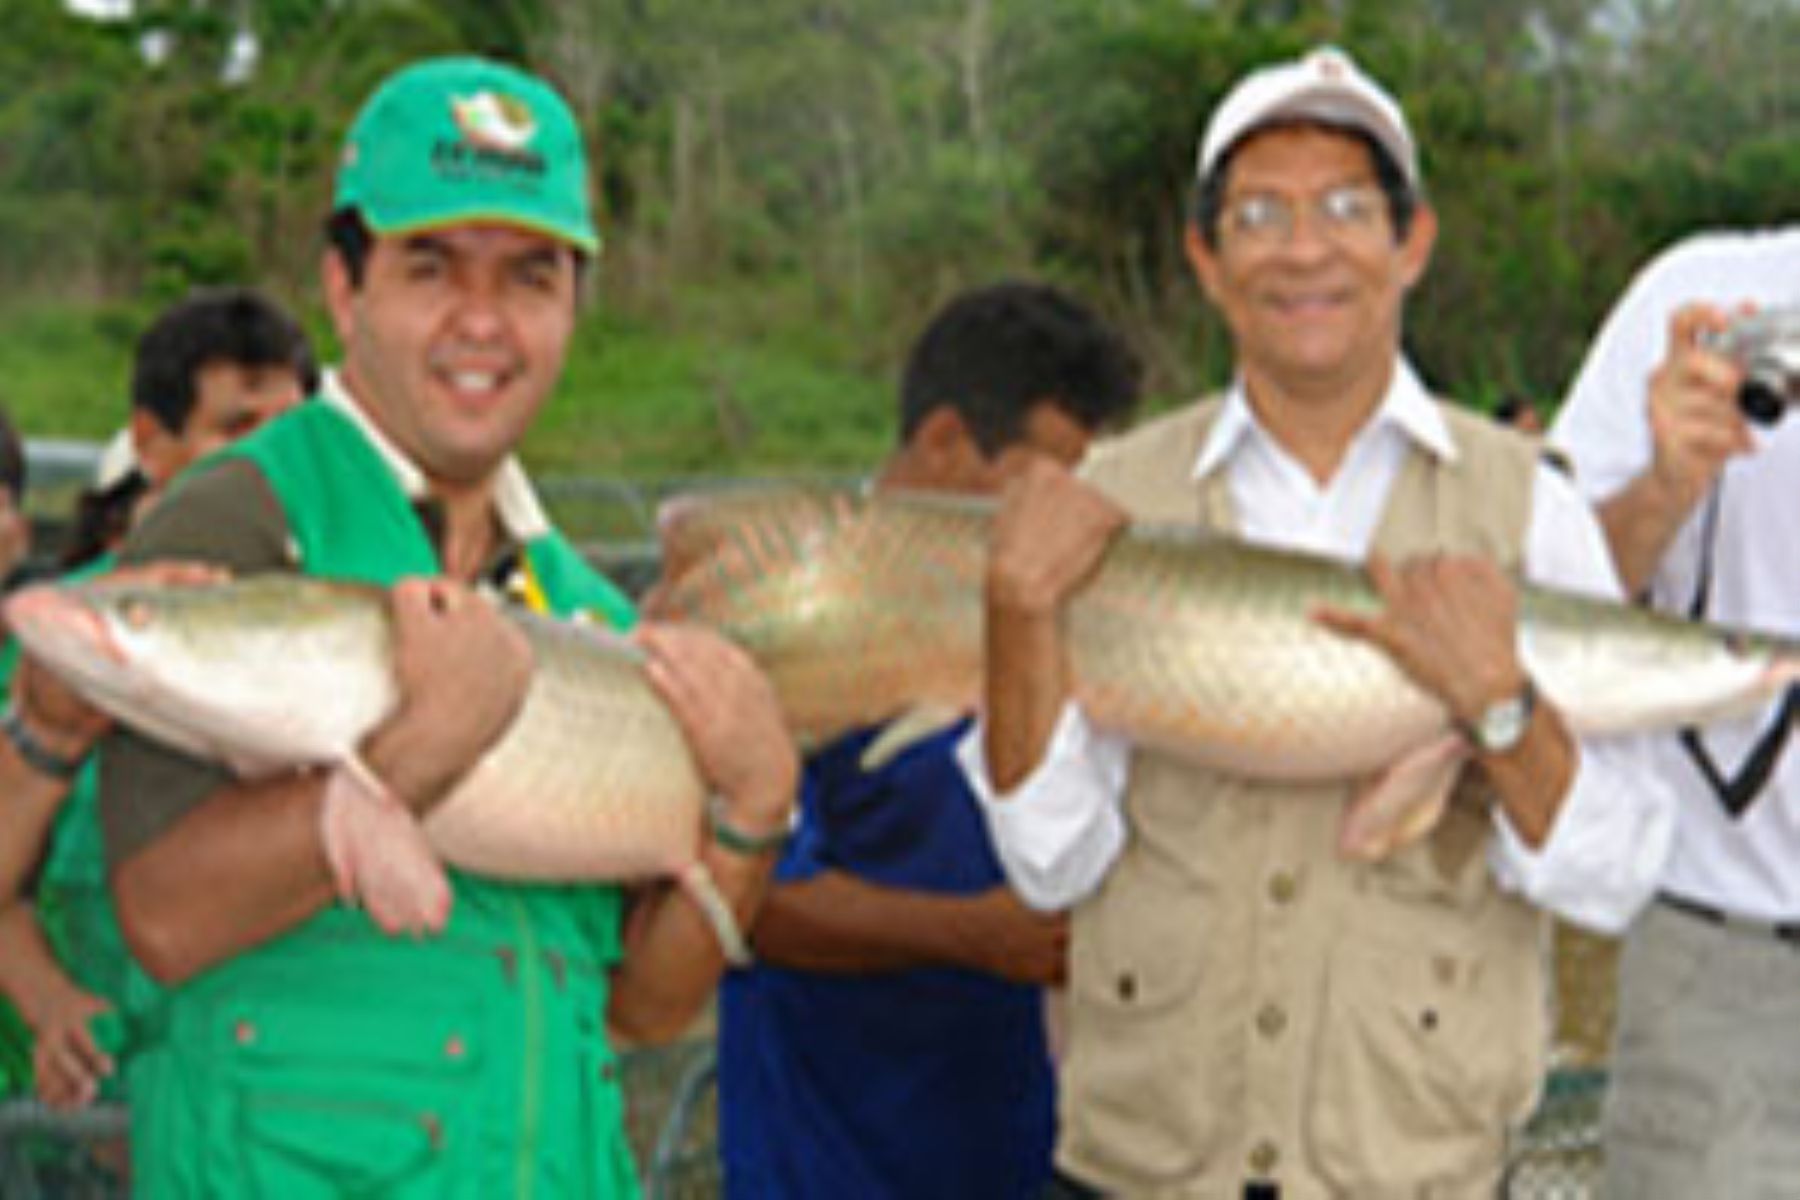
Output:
[{"xmin": 960, "ymin": 46, "xmax": 1673, "ymax": 1198}]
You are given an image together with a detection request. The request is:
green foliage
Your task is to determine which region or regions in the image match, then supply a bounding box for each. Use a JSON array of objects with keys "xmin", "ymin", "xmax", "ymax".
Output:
[{"xmin": 3, "ymin": 0, "xmax": 1798, "ymax": 470}]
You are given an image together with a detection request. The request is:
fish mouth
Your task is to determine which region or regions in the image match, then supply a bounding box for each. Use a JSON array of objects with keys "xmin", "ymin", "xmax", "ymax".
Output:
[{"xmin": 3, "ymin": 585, "xmax": 130, "ymax": 671}]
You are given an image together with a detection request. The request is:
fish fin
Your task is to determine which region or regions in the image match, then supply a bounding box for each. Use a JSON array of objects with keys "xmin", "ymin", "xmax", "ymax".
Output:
[
  {"xmin": 858, "ymin": 703, "xmax": 969, "ymax": 772},
  {"xmin": 677, "ymin": 861, "xmax": 753, "ymax": 967},
  {"xmin": 1338, "ymin": 734, "xmax": 1468, "ymax": 862},
  {"xmin": 319, "ymin": 759, "xmax": 453, "ymax": 936}
]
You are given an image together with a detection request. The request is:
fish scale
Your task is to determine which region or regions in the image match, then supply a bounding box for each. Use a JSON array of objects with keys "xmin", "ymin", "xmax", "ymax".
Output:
[
  {"xmin": 10, "ymin": 485, "xmax": 1800, "ymax": 888},
  {"xmin": 655, "ymin": 485, "xmax": 1800, "ymax": 783}
]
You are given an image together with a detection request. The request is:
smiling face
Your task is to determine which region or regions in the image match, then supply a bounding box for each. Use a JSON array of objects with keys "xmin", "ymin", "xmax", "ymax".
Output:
[
  {"xmin": 1187, "ymin": 124, "xmax": 1435, "ymax": 414},
  {"xmin": 324, "ymin": 222, "xmax": 578, "ymax": 490}
]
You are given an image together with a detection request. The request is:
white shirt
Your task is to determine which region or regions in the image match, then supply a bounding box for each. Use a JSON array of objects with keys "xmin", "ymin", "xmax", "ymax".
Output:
[
  {"xmin": 960, "ymin": 360, "xmax": 1676, "ymax": 933},
  {"xmin": 1549, "ymin": 227, "xmax": 1800, "ymax": 923}
]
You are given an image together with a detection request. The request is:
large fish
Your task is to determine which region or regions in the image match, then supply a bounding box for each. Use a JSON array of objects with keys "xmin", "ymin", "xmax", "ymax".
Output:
[
  {"xmin": 1, "ymin": 577, "xmax": 754, "ymax": 953},
  {"xmin": 654, "ymin": 486, "xmax": 1800, "ymax": 849},
  {"xmin": 12, "ymin": 486, "xmax": 1800, "ymax": 892}
]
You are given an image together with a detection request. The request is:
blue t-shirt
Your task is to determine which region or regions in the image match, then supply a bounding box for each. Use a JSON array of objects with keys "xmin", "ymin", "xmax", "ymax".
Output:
[{"xmin": 717, "ymin": 718, "xmax": 1056, "ymax": 1199}]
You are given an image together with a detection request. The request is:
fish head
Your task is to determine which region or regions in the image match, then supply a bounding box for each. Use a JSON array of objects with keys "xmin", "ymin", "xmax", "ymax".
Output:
[
  {"xmin": 4, "ymin": 575, "xmax": 397, "ymax": 774},
  {"xmin": 6, "ymin": 582, "xmax": 148, "ymax": 715}
]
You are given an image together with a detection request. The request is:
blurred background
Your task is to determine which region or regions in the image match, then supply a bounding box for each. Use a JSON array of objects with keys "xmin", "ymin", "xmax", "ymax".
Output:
[
  {"xmin": 5, "ymin": 0, "xmax": 1797, "ymax": 483},
  {"xmin": 5, "ymin": 2, "xmax": 1794, "ymax": 1193}
]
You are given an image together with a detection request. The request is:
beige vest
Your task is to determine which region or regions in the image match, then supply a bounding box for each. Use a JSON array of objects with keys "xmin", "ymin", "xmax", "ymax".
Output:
[{"xmin": 1060, "ymin": 399, "xmax": 1547, "ymax": 1199}]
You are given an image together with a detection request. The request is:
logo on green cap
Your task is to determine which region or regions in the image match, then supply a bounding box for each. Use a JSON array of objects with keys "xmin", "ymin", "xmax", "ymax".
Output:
[
  {"xmin": 451, "ymin": 91, "xmax": 538, "ymax": 153},
  {"xmin": 433, "ymin": 88, "xmax": 548, "ymax": 179}
]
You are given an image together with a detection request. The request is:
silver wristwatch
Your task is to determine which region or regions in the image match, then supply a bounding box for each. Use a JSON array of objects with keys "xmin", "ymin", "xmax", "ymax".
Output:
[{"xmin": 1465, "ymin": 679, "xmax": 1536, "ymax": 754}]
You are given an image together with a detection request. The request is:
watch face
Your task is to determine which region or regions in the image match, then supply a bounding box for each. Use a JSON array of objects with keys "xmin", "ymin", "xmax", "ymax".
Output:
[{"xmin": 1477, "ymin": 695, "xmax": 1529, "ymax": 752}]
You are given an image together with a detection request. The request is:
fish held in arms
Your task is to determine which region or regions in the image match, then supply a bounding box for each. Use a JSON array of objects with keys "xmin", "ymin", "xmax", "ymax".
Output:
[
  {"xmin": 651, "ymin": 486, "xmax": 1800, "ymax": 857},
  {"xmin": 2, "ymin": 575, "xmax": 754, "ymax": 957}
]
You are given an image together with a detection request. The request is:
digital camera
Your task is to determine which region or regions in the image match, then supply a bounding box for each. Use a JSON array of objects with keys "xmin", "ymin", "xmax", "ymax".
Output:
[{"xmin": 1705, "ymin": 307, "xmax": 1800, "ymax": 426}]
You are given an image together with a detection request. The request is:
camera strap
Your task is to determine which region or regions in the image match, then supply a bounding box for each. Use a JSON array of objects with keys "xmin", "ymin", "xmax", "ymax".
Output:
[{"xmin": 1677, "ymin": 478, "xmax": 1799, "ymax": 818}]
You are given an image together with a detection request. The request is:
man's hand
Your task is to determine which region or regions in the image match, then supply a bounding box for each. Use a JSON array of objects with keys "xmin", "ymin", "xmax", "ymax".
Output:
[
  {"xmin": 1313, "ymin": 553, "xmax": 1525, "ymax": 729},
  {"xmin": 988, "ymin": 458, "xmax": 1126, "ymax": 617},
  {"xmin": 30, "ymin": 988, "xmax": 113, "ymax": 1111},
  {"xmin": 1645, "ymin": 302, "xmax": 1756, "ymax": 513},
  {"xmin": 1316, "ymin": 553, "xmax": 1576, "ymax": 846},
  {"xmin": 635, "ymin": 622, "xmax": 798, "ymax": 837},
  {"xmin": 359, "ymin": 579, "xmax": 534, "ymax": 814}
]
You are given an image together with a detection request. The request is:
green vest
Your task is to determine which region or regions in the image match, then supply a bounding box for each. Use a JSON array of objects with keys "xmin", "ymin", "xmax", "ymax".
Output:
[
  {"xmin": 0, "ymin": 553, "xmax": 136, "ymax": 1102},
  {"xmin": 130, "ymin": 402, "xmax": 642, "ymax": 1199}
]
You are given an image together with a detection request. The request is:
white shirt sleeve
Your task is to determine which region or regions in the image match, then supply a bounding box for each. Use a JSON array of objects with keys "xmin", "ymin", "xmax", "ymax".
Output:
[
  {"xmin": 956, "ymin": 703, "xmax": 1130, "ymax": 911},
  {"xmin": 1545, "ymin": 266, "xmax": 1665, "ymax": 503},
  {"xmin": 1484, "ymin": 462, "xmax": 1677, "ymax": 933}
]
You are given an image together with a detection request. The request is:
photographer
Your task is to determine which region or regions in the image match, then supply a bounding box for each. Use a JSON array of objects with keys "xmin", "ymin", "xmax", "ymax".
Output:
[{"xmin": 1549, "ymin": 226, "xmax": 1800, "ymax": 1200}]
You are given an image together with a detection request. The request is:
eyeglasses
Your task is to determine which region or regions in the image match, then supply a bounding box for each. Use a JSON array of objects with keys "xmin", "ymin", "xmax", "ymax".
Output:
[{"xmin": 1220, "ymin": 184, "xmax": 1390, "ymax": 249}]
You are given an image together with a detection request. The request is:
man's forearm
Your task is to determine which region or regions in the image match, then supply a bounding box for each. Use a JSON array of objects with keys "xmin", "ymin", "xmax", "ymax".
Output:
[
  {"xmin": 0, "ymin": 903, "xmax": 84, "ymax": 1029},
  {"xmin": 1480, "ymin": 703, "xmax": 1577, "ymax": 849},
  {"xmin": 112, "ymin": 774, "xmax": 337, "ymax": 985},
  {"xmin": 1597, "ymin": 470, "xmax": 1703, "ymax": 599},
  {"xmin": 752, "ymin": 872, "xmax": 978, "ymax": 973},
  {"xmin": 608, "ymin": 817, "xmax": 784, "ymax": 1045},
  {"xmin": 983, "ymin": 599, "xmax": 1072, "ymax": 794}
]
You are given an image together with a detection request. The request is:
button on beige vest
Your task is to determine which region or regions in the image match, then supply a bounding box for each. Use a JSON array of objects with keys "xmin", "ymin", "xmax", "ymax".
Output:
[{"xmin": 1059, "ymin": 399, "xmax": 1546, "ymax": 1199}]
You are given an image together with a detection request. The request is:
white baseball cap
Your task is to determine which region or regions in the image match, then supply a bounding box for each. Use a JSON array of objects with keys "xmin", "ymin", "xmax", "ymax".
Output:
[{"xmin": 1196, "ymin": 46, "xmax": 1418, "ymax": 188}]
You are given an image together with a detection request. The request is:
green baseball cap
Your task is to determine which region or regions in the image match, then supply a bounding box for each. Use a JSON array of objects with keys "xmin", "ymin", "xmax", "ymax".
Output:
[{"xmin": 334, "ymin": 56, "xmax": 599, "ymax": 254}]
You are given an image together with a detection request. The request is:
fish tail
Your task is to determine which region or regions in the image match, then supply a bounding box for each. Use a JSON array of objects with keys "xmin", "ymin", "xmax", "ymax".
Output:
[{"xmin": 677, "ymin": 861, "xmax": 753, "ymax": 967}]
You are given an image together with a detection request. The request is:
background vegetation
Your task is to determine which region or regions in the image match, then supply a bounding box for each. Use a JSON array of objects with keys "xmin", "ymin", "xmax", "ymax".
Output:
[{"xmin": 3, "ymin": 0, "xmax": 1797, "ymax": 484}]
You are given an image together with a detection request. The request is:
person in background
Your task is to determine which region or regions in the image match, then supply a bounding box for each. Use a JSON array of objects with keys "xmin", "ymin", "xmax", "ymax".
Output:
[
  {"xmin": 90, "ymin": 55, "xmax": 797, "ymax": 1196},
  {"xmin": 0, "ymin": 286, "xmax": 314, "ymax": 1112},
  {"xmin": 59, "ymin": 287, "xmax": 319, "ymax": 571},
  {"xmin": 1494, "ymin": 391, "xmax": 1545, "ymax": 436},
  {"xmin": 962, "ymin": 46, "xmax": 1674, "ymax": 1198},
  {"xmin": 1547, "ymin": 225, "xmax": 1800, "ymax": 1200},
  {"xmin": 715, "ymin": 281, "xmax": 1141, "ymax": 1199}
]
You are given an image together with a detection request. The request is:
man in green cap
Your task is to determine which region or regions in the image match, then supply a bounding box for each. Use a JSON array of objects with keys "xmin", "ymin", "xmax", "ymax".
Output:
[{"xmin": 95, "ymin": 56, "xmax": 799, "ymax": 1196}]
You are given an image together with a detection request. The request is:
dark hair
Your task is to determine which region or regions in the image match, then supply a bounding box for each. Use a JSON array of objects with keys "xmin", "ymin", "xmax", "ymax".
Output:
[
  {"xmin": 131, "ymin": 288, "xmax": 318, "ymax": 435},
  {"xmin": 899, "ymin": 282, "xmax": 1142, "ymax": 457},
  {"xmin": 1193, "ymin": 123, "xmax": 1419, "ymax": 249},
  {"xmin": 325, "ymin": 206, "xmax": 592, "ymax": 291},
  {"xmin": 58, "ymin": 471, "xmax": 149, "ymax": 571},
  {"xmin": 1494, "ymin": 393, "xmax": 1534, "ymax": 424},
  {"xmin": 325, "ymin": 207, "xmax": 377, "ymax": 287},
  {"xmin": 0, "ymin": 406, "xmax": 24, "ymax": 503}
]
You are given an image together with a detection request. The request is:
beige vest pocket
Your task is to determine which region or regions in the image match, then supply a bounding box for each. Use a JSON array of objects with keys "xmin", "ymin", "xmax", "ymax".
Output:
[
  {"xmin": 1063, "ymin": 859, "xmax": 1241, "ymax": 1179},
  {"xmin": 1307, "ymin": 918, "xmax": 1538, "ymax": 1192}
]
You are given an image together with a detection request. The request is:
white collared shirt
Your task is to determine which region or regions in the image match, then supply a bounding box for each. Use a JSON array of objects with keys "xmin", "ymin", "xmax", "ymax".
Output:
[
  {"xmin": 1550, "ymin": 227, "xmax": 1800, "ymax": 924},
  {"xmin": 959, "ymin": 359, "xmax": 1676, "ymax": 933}
]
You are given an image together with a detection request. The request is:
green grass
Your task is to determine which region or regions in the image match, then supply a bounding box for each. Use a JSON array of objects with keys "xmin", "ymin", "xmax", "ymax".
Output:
[
  {"xmin": 538, "ymin": 308, "xmax": 891, "ymax": 478},
  {"xmin": 0, "ymin": 302, "xmax": 148, "ymax": 442},
  {"xmin": 0, "ymin": 292, "xmax": 897, "ymax": 484}
]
